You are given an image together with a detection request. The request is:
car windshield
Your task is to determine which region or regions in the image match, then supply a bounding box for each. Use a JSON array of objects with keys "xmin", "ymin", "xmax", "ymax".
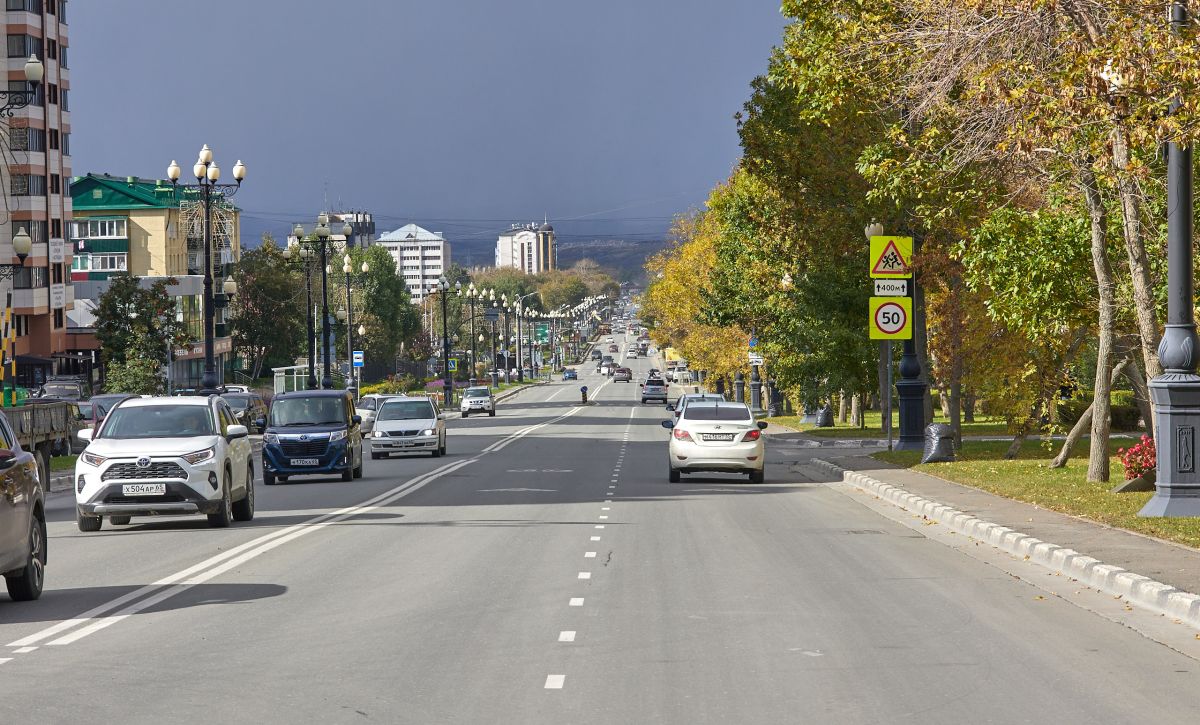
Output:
[
  {"xmin": 93, "ymin": 398, "xmax": 126, "ymax": 417},
  {"xmin": 269, "ymin": 396, "xmax": 347, "ymax": 427},
  {"xmin": 43, "ymin": 383, "xmax": 80, "ymax": 397},
  {"xmin": 77, "ymin": 402, "xmax": 94, "ymax": 418},
  {"xmin": 378, "ymin": 400, "xmax": 437, "ymax": 421},
  {"xmin": 223, "ymin": 395, "xmax": 252, "ymax": 410},
  {"xmin": 101, "ymin": 405, "xmax": 216, "ymax": 439},
  {"xmin": 465, "ymin": 388, "xmax": 490, "ymax": 398},
  {"xmin": 683, "ymin": 405, "xmax": 753, "ymax": 422},
  {"xmin": 357, "ymin": 398, "xmax": 378, "ymax": 411}
]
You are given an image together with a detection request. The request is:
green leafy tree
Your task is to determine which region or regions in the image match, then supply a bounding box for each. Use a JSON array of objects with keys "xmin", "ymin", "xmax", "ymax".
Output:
[
  {"xmin": 230, "ymin": 234, "xmax": 307, "ymax": 379},
  {"xmin": 93, "ymin": 274, "xmax": 186, "ymax": 367},
  {"xmin": 348, "ymin": 244, "xmax": 421, "ymax": 378},
  {"xmin": 104, "ymin": 356, "xmax": 166, "ymax": 395}
]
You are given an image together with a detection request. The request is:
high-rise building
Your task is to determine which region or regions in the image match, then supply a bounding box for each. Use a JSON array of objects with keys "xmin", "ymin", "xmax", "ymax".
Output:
[
  {"xmin": 3, "ymin": 0, "xmax": 73, "ymax": 387},
  {"xmin": 376, "ymin": 224, "xmax": 452, "ymax": 303},
  {"xmin": 69, "ymin": 173, "xmax": 243, "ymax": 389},
  {"xmin": 331, "ymin": 211, "xmax": 375, "ymax": 248},
  {"xmin": 495, "ymin": 222, "xmax": 555, "ymax": 274}
]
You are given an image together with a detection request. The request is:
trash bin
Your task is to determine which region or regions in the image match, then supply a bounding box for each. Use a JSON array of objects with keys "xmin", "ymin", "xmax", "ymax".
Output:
[
  {"xmin": 815, "ymin": 405, "xmax": 834, "ymax": 427},
  {"xmin": 921, "ymin": 423, "xmax": 956, "ymax": 463}
]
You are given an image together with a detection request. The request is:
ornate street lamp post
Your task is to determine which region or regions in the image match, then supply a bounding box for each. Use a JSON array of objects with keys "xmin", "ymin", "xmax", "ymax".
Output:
[
  {"xmin": 0, "ymin": 54, "xmax": 43, "ymax": 117},
  {"xmin": 167, "ymin": 147, "xmax": 246, "ymax": 394},
  {"xmin": 288, "ymin": 214, "xmax": 341, "ymax": 389},
  {"xmin": 338, "ymin": 249, "xmax": 369, "ymax": 396},
  {"xmin": 284, "ymin": 228, "xmax": 318, "ymax": 389}
]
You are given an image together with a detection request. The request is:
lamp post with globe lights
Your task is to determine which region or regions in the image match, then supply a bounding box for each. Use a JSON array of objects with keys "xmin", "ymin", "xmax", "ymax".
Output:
[
  {"xmin": 338, "ymin": 251, "xmax": 369, "ymax": 395},
  {"xmin": 0, "ymin": 54, "xmax": 43, "ymax": 117},
  {"xmin": 282, "ymin": 232, "xmax": 318, "ymax": 389},
  {"xmin": 166, "ymin": 146, "xmax": 246, "ymax": 394},
  {"xmin": 287, "ymin": 214, "xmax": 341, "ymax": 389}
]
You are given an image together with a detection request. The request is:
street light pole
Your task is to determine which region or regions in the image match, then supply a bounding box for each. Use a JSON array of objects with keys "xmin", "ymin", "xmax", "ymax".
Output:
[
  {"xmin": 1144, "ymin": 0, "xmax": 1200, "ymax": 516},
  {"xmin": 166, "ymin": 148, "xmax": 246, "ymax": 395},
  {"xmin": 438, "ymin": 277, "xmax": 453, "ymax": 405},
  {"xmin": 341, "ymin": 249, "xmax": 368, "ymax": 396}
]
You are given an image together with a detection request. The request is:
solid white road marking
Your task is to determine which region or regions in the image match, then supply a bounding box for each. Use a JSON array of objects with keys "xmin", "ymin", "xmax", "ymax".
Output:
[
  {"xmin": 0, "ymin": 658, "xmax": 11, "ymax": 665},
  {"xmin": 558, "ymin": 631, "xmax": 576, "ymax": 642},
  {"xmin": 599, "ymin": 515, "xmax": 608, "ymax": 520},
  {"xmin": 591, "ymin": 536, "xmax": 601, "ymax": 541},
  {"xmin": 545, "ymin": 675, "xmax": 566, "ymax": 689},
  {"xmin": 601, "ymin": 507, "xmax": 610, "ymax": 511},
  {"xmin": 585, "ymin": 552, "xmax": 597, "ymax": 558},
  {"xmin": 595, "ymin": 525, "xmax": 605, "ymax": 529},
  {"xmin": 578, "ymin": 572, "xmax": 592, "ymax": 580},
  {"xmin": 569, "ymin": 598, "xmax": 584, "ymax": 607},
  {"xmin": 12, "ymin": 647, "xmax": 36, "ymax": 654}
]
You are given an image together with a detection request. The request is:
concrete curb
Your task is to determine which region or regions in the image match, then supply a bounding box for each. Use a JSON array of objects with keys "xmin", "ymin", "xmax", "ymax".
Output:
[
  {"xmin": 811, "ymin": 457, "xmax": 1200, "ymax": 630},
  {"xmin": 494, "ymin": 382, "xmax": 546, "ymax": 403}
]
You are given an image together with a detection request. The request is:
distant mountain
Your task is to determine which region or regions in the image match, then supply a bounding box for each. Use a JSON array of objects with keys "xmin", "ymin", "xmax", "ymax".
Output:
[{"xmin": 557, "ymin": 239, "xmax": 666, "ymax": 283}]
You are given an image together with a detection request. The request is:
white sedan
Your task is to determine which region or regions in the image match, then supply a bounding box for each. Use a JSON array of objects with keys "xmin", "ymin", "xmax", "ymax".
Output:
[{"xmin": 662, "ymin": 402, "xmax": 766, "ymax": 483}]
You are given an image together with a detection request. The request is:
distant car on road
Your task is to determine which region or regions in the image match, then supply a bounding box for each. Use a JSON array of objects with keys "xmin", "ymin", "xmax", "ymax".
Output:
[
  {"xmin": 0, "ymin": 411, "xmax": 45, "ymax": 601},
  {"xmin": 222, "ymin": 392, "xmax": 268, "ymax": 433},
  {"xmin": 662, "ymin": 401, "xmax": 767, "ymax": 483},
  {"xmin": 641, "ymin": 377, "xmax": 668, "ymax": 404},
  {"xmin": 613, "ymin": 367, "xmax": 633, "ymax": 382},
  {"xmin": 626, "ymin": 349, "xmax": 638, "ymax": 359},
  {"xmin": 608, "ymin": 344, "xmax": 620, "ymax": 353},
  {"xmin": 590, "ymin": 349, "xmax": 603, "ymax": 361},
  {"xmin": 371, "ymin": 397, "xmax": 447, "ymax": 459},
  {"xmin": 562, "ymin": 369, "xmax": 578, "ymax": 381},
  {"xmin": 668, "ymin": 392, "xmax": 725, "ymax": 419},
  {"xmin": 460, "ymin": 386, "xmax": 495, "ymax": 418}
]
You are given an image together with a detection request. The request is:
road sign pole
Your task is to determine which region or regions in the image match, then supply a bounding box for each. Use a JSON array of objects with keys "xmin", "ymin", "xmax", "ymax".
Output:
[
  {"xmin": 885, "ymin": 340, "xmax": 893, "ymax": 452},
  {"xmin": 895, "ymin": 255, "xmax": 927, "ymax": 451}
]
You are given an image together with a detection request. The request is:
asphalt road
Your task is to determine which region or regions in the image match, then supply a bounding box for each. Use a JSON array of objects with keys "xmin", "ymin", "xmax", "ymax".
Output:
[{"xmin": 4, "ymin": 343, "xmax": 1200, "ymax": 723}]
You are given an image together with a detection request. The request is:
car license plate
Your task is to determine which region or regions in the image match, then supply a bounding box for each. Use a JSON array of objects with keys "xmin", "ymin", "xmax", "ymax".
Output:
[
  {"xmin": 703, "ymin": 433, "xmax": 735, "ymax": 441},
  {"xmin": 290, "ymin": 458, "xmax": 319, "ymax": 466},
  {"xmin": 122, "ymin": 483, "xmax": 165, "ymax": 496}
]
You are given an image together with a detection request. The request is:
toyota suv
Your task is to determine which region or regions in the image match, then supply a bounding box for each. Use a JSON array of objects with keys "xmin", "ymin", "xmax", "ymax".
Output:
[
  {"xmin": 0, "ymin": 412, "xmax": 44, "ymax": 601},
  {"xmin": 74, "ymin": 396, "xmax": 255, "ymax": 531},
  {"xmin": 259, "ymin": 390, "xmax": 363, "ymax": 485}
]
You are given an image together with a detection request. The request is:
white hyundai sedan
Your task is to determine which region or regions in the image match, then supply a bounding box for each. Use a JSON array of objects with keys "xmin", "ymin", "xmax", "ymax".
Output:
[{"xmin": 662, "ymin": 401, "xmax": 767, "ymax": 483}]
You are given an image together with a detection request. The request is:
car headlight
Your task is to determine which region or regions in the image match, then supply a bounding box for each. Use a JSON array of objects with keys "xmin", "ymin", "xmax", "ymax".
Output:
[
  {"xmin": 263, "ymin": 432, "xmax": 279, "ymax": 444},
  {"xmin": 373, "ymin": 430, "xmax": 385, "ymax": 438},
  {"xmin": 81, "ymin": 451, "xmax": 107, "ymax": 467},
  {"xmin": 421, "ymin": 429, "xmax": 435, "ymax": 437},
  {"xmin": 329, "ymin": 429, "xmax": 348, "ymax": 442},
  {"xmin": 182, "ymin": 447, "xmax": 215, "ymax": 465}
]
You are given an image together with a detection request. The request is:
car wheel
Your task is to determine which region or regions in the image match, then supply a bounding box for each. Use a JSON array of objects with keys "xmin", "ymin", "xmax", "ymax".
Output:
[
  {"xmin": 431, "ymin": 443, "xmax": 442, "ymax": 458},
  {"xmin": 668, "ymin": 466, "xmax": 681, "ymax": 483},
  {"xmin": 5, "ymin": 512, "xmax": 46, "ymax": 601},
  {"xmin": 462, "ymin": 412, "xmax": 468, "ymax": 418},
  {"xmin": 77, "ymin": 511, "xmax": 102, "ymax": 532},
  {"xmin": 109, "ymin": 515, "xmax": 132, "ymax": 526},
  {"xmin": 341, "ymin": 463, "xmax": 353, "ymax": 482},
  {"xmin": 232, "ymin": 463, "xmax": 255, "ymax": 521},
  {"xmin": 263, "ymin": 468, "xmax": 277, "ymax": 486},
  {"xmin": 641, "ymin": 399, "xmax": 646, "ymax": 404},
  {"xmin": 489, "ymin": 410, "xmax": 495, "ymax": 417},
  {"xmin": 749, "ymin": 467, "xmax": 765, "ymax": 484},
  {"xmin": 371, "ymin": 451, "xmax": 381, "ymax": 460},
  {"xmin": 353, "ymin": 452, "xmax": 364, "ymax": 479},
  {"xmin": 207, "ymin": 472, "xmax": 234, "ymax": 528}
]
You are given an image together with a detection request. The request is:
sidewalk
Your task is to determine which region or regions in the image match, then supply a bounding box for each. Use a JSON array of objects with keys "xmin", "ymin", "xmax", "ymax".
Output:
[{"xmin": 813, "ymin": 452, "xmax": 1200, "ymax": 624}]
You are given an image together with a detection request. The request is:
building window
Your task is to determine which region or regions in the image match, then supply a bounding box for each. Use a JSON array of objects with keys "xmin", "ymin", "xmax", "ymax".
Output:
[
  {"xmin": 89, "ymin": 254, "xmax": 126, "ymax": 272},
  {"xmin": 61, "ymin": 132, "xmax": 69, "ymax": 155},
  {"xmin": 6, "ymin": 34, "xmax": 42, "ymax": 60},
  {"xmin": 50, "ymin": 218, "xmax": 61, "ymax": 238},
  {"xmin": 10, "ymin": 174, "xmax": 46, "ymax": 196},
  {"xmin": 71, "ymin": 219, "xmax": 127, "ymax": 239},
  {"xmin": 46, "ymin": 38, "xmax": 56, "ymax": 60},
  {"xmin": 6, "ymin": 0, "xmax": 43, "ymax": 13},
  {"xmin": 9, "ymin": 127, "xmax": 45, "ymax": 152},
  {"xmin": 49, "ymin": 174, "xmax": 60, "ymax": 194},
  {"xmin": 8, "ymin": 81, "xmax": 42, "ymax": 107},
  {"xmin": 46, "ymin": 83, "xmax": 58, "ymax": 105},
  {"xmin": 15, "ymin": 221, "xmax": 47, "ymax": 244},
  {"xmin": 13, "ymin": 315, "xmax": 28, "ymax": 338},
  {"xmin": 59, "ymin": 45, "xmax": 66, "ymax": 69},
  {"xmin": 46, "ymin": 0, "xmax": 55, "ymax": 13},
  {"xmin": 71, "ymin": 254, "xmax": 87, "ymax": 271},
  {"xmin": 52, "ymin": 262, "xmax": 62, "ymax": 283},
  {"xmin": 47, "ymin": 129, "xmax": 58, "ymax": 150},
  {"xmin": 53, "ymin": 308, "xmax": 63, "ymax": 329},
  {"xmin": 13, "ymin": 266, "xmax": 48, "ymax": 289}
]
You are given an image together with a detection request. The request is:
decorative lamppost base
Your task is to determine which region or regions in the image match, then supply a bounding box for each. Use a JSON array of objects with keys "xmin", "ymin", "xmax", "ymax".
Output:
[
  {"xmin": 895, "ymin": 377, "xmax": 928, "ymax": 451},
  {"xmin": 1141, "ymin": 374, "xmax": 1200, "ymax": 517}
]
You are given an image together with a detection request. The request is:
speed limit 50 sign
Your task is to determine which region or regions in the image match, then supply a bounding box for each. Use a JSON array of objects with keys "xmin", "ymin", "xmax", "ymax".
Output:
[{"xmin": 869, "ymin": 297, "xmax": 912, "ymax": 340}]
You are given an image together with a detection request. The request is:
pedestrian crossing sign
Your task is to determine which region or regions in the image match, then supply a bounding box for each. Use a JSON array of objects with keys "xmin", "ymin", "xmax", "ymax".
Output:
[
  {"xmin": 869, "ymin": 236, "xmax": 913, "ymax": 279},
  {"xmin": 448, "ymin": 358, "xmax": 459, "ymax": 372}
]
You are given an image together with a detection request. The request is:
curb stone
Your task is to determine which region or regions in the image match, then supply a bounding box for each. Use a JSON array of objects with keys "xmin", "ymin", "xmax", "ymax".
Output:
[{"xmin": 811, "ymin": 457, "xmax": 1200, "ymax": 630}]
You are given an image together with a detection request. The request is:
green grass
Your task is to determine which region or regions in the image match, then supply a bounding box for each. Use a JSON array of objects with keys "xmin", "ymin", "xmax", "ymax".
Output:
[
  {"xmin": 872, "ymin": 439, "xmax": 1200, "ymax": 549},
  {"xmin": 764, "ymin": 409, "xmax": 1011, "ymax": 437},
  {"xmin": 51, "ymin": 454, "xmax": 77, "ymax": 472}
]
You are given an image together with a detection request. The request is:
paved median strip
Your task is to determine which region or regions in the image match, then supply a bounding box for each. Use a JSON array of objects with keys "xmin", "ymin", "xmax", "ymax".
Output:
[{"xmin": 812, "ymin": 458, "xmax": 1200, "ymax": 631}]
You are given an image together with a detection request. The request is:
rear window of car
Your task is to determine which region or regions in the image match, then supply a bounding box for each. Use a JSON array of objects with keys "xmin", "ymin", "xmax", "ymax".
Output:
[
  {"xmin": 683, "ymin": 404, "xmax": 753, "ymax": 421},
  {"xmin": 646, "ymin": 379, "xmax": 665, "ymax": 387}
]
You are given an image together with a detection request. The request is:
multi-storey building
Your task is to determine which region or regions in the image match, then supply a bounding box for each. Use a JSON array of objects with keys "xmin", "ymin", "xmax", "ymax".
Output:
[
  {"xmin": 377, "ymin": 224, "xmax": 452, "ymax": 303},
  {"xmin": 69, "ymin": 173, "xmax": 242, "ymax": 389},
  {"xmin": 332, "ymin": 211, "xmax": 375, "ymax": 248},
  {"xmin": 495, "ymin": 222, "xmax": 555, "ymax": 274},
  {"xmin": 3, "ymin": 0, "xmax": 73, "ymax": 387}
]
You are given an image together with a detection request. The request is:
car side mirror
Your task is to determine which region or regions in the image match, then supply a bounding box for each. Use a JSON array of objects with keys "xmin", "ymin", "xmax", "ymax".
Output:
[
  {"xmin": 255, "ymin": 417, "xmax": 267, "ymax": 429},
  {"xmin": 227, "ymin": 424, "xmax": 249, "ymax": 440},
  {"xmin": 77, "ymin": 428, "xmax": 94, "ymax": 442},
  {"xmin": 352, "ymin": 414, "xmax": 363, "ymax": 425},
  {"xmin": 0, "ymin": 449, "xmax": 16, "ymax": 470},
  {"xmin": 664, "ymin": 403, "xmax": 673, "ymax": 410},
  {"xmin": 661, "ymin": 420, "xmax": 674, "ymax": 429},
  {"xmin": 757, "ymin": 421, "xmax": 768, "ymax": 430}
]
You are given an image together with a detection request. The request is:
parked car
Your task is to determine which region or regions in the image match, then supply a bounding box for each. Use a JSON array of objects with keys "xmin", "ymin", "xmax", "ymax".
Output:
[
  {"xmin": 460, "ymin": 386, "xmax": 495, "ymax": 418},
  {"xmin": 222, "ymin": 385, "xmax": 250, "ymax": 394},
  {"xmin": 0, "ymin": 411, "xmax": 45, "ymax": 600},
  {"xmin": 641, "ymin": 377, "xmax": 669, "ymax": 404},
  {"xmin": 668, "ymin": 392, "xmax": 726, "ymax": 419},
  {"xmin": 74, "ymin": 395, "xmax": 255, "ymax": 531},
  {"xmin": 613, "ymin": 367, "xmax": 633, "ymax": 382},
  {"xmin": 562, "ymin": 369, "xmax": 578, "ymax": 381},
  {"xmin": 259, "ymin": 390, "xmax": 364, "ymax": 485},
  {"xmin": 370, "ymin": 396, "xmax": 447, "ymax": 459},
  {"xmin": 222, "ymin": 392, "xmax": 268, "ymax": 433},
  {"xmin": 662, "ymin": 401, "xmax": 767, "ymax": 483}
]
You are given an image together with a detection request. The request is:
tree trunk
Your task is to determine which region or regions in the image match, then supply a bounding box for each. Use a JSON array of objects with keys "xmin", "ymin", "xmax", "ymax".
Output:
[
  {"xmin": 1004, "ymin": 429, "xmax": 1027, "ymax": 460},
  {"xmin": 852, "ymin": 393, "xmax": 863, "ymax": 428},
  {"xmin": 938, "ymin": 386, "xmax": 951, "ymax": 419},
  {"xmin": 1122, "ymin": 359, "xmax": 1153, "ymax": 437},
  {"xmin": 963, "ymin": 391, "xmax": 976, "ymax": 422},
  {"xmin": 1051, "ymin": 358, "xmax": 1130, "ymax": 468},
  {"xmin": 838, "ymin": 390, "xmax": 848, "ymax": 423},
  {"xmin": 949, "ymin": 361, "xmax": 963, "ymax": 449},
  {"xmin": 1080, "ymin": 163, "xmax": 1116, "ymax": 483},
  {"xmin": 1110, "ymin": 127, "xmax": 1162, "ymax": 382}
]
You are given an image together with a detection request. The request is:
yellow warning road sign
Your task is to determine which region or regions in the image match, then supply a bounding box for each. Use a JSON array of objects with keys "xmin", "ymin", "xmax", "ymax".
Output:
[
  {"xmin": 869, "ymin": 297, "xmax": 912, "ymax": 340},
  {"xmin": 869, "ymin": 236, "xmax": 913, "ymax": 279}
]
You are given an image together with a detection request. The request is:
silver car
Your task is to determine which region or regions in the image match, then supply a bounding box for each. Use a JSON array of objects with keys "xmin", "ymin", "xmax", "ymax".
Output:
[
  {"xmin": 460, "ymin": 387, "xmax": 495, "ymax": 418},
  {"xmin": 370, "ymin": 397, "xmax": 447, "ymax": 459}
]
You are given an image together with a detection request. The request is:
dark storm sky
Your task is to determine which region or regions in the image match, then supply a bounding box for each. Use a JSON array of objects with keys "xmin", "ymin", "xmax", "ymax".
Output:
[{"xmin": 68, "ymin": 1, "xmax": 787, "ymax": 246}]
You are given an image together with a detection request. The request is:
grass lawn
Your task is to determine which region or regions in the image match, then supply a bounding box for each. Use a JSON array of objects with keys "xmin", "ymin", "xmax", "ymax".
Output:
[
  {"xmin": 764, "ymin": 409, "xmax": 1011, "ymax": 437},
  {"xmin": 872, "ymin": 439, "xmax": 1200, "ymax": 549},
  {"xmin": 51, "ymin": 454, "xmax": 77, "ymax": 472}
]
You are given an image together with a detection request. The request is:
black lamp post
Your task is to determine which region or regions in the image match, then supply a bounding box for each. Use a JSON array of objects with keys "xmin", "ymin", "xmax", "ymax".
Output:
[
  {"xmin": 284, "ymin": 228, "xmax": 318, "ymax": 389},
  {"xmin": 1144, "ymin": 0, "xmax": 1200, "ymax": 516},
  {"xmin": 287, "ymin": 215, "xmax": 343, "ymax": 389},
  {"xmin": 435, "ymin": 276, "xmax": 453, "ymax": 405},
  {"xmin": 501, "ymin": 295, "xmax": 512, "ymax": 383},
  {"xmin": 0, "ymin": 54, "xmax": 43, "ymax": 117},
  {"xmin": 166, "ymin": 147, "xmax": 247, "ymax": 395},
  {"xmin": 458, "ymin": 282, "xmax": 482, "ymax": 383},
  {"xmin": 339, "ymin": 251, "xmax": 369, "ymax": 396}
]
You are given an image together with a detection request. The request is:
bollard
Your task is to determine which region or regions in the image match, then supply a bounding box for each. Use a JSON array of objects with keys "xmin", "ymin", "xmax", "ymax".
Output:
[
  {"xmin": 734, "ymin": 372, "xmax": 746, "ymax": 403},
  {"xmin": 580, "ymin": 385, "xmax": 588, "ymax": 404}
]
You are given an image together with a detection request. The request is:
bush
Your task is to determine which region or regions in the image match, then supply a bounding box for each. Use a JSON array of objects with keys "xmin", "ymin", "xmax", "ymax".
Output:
[
  {"xmin": 1111, "ymin": 405, "xmax": 1141, "ymax": 431},
  {"xmin": 1055, "ymin": 398, "xmax": 1090, "ymax": 426},
  {"xmin": 359, "ymin": 374, "xmax": 419, "ymax": 396},
  {"xmin": 1054, "ymin": 398, "xmax": 1142, "ymax": 430},
  {"xmin": 1118, "ymin": 435, "xmax": 1157, "ymax": 480},
  {"xmin": 1111, "ymin": 390, "xmax": 1136, "ymax": 407}
]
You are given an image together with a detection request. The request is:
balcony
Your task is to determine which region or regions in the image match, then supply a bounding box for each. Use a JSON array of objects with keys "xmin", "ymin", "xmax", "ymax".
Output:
[{"xmin": 12, "ymin": 287, "xmax": 48, "ymax": 313}]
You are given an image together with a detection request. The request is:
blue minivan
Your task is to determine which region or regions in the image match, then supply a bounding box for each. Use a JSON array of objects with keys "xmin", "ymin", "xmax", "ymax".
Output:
[{"xmin": 258, "ymin": 390, "xmax": 363, "ymax": 485}]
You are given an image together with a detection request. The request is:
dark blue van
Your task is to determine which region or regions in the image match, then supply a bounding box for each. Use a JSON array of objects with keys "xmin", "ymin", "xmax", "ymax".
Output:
[{"xmin": 258, "ymin": 390, "xmax": 363, "ymax": 485}]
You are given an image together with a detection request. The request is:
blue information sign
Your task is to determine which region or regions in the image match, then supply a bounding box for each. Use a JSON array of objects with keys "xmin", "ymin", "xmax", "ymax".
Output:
[{"xmin": 352, "ymin": 350, "xmax": 364, "ymax": 368}]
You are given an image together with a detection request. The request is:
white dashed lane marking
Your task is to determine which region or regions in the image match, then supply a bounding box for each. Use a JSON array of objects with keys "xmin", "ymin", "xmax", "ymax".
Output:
[
  {"xmin": 578, "ymin": 572, "xmax": 592, "ymax": 580},
  {"xmin": 558, "ymin": 631, "xmax": 576, "ymax": 642},
  {"xmin": 591, "ymin": 536, "xmax": 601, "ymax": 541},
  {"xmin": 569, "ymin": 598, "xmax": 585, "ymax": 607},
  {"xmin": 585, "ymin": 552, "xmax": 597, "ymax": 558},
  {"xmin": 545, "ymin": 674, "xmax": 566, "ymax": 689}
]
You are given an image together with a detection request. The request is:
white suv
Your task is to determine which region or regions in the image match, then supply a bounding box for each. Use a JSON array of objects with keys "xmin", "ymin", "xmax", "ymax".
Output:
[
  {"xmin": 460, "ymin": 386, "xmax": 495, "ymax": 417},
  {"xmin": 74, "ymin": 396, "xmax": 255, "ymax": 531}
]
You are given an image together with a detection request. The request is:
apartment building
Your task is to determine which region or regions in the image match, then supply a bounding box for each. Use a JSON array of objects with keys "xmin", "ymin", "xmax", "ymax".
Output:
[
  {"xmin": 495, "ymin": 222, "xmax": 555, "ymax": 274},
  {"xmin": 3, "ymin": 0, "xmax": 73, "ymax": 387},
  {"xmin": 377, "ymin": 224, "xmax": 452, "ymax": 303},
  {"xmin": 69, "ymin": 173, "xmax": 242, "ymax": 389}
]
